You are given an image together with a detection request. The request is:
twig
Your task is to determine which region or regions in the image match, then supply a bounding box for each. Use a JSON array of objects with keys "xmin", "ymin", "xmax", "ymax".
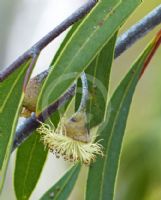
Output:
[
  {"xmin": 0, "ymin": 0, "xmax": 98, "ymax": 82},
  {"xmin": 115, "ymin": 4, "xmax": 161, "ymax": 58},
  {"xmin": 23, "ymin": 55, "xmax": 39, "ymax": 91},
  {"xmin": 78, "ymin": 72, "xmax": 89, "ymax": 112},
  {"xmin": 11, "ymin": 4, "xmax": 161, "ymax": 150}
]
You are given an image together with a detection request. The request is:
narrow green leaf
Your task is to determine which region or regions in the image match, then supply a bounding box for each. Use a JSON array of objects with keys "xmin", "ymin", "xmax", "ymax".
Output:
[
  {"xmin": 37, "ymin": 0, "xmax": 141, "ymax": 114},
  {"xmin": 86, "ymin": 32, "xmax": 117, "ymax": 127},
  {"xmin": 86, "ymin": 41, "xmax": 154, "ymax": 199},
  {"xmin": 0, "ymin": 59, "xmax": 32, "ymax": 190},
  {"xmin": 40, "ymin": 164, "xmax": 81, "ymax": 200},
  {"xmin": 14, "ymin": 132, "xmax": 48, "ymax": 200}
]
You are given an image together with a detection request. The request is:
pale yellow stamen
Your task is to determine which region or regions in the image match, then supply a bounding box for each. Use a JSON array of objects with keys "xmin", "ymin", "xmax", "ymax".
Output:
[{"xmin": 37, "ymin": 119, "xmax": 103, "ymax": 165}]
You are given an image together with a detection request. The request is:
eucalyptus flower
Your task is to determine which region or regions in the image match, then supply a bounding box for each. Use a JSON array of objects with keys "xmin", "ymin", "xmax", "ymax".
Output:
[{"xmin": 37, "ymin": 111, "xmax": 103, "ymax": 165}]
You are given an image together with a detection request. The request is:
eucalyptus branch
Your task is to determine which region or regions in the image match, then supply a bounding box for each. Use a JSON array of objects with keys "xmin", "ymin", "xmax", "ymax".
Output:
[
  {"xmin": 0, "ymin": 0, "xmax": 98, "ymax": 82},
  {"xmin": 12, "ymin": 4, "xmax": 161, "ymax": 150},
  {"xmin": 115, "ymin": 4, "xmax": 161, "ymax": 57}
]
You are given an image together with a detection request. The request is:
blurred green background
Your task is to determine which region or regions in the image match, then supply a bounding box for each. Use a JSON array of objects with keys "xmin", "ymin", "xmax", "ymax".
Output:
[
  {"xmin": 0, "ymin": 0, "xmax": 161, "ymax": 199},
  {"xmin": 112, "ymin": 1, "xmax": 161, "ymax": 200}
]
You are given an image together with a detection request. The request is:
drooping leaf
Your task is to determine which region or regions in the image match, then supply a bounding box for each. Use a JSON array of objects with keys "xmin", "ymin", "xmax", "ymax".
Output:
[
  {"xmin": 86, "ymin": 38, "xmax": 157, "ymax": 200},
  {"xmin": 0, "ymin": 59, "xmax": 32, "ymax": 190},
  {"xmin": 40, "ymin": 164, "xmax": 81, "ymax": 200},
  {"xmin": 37, "ymin": 0, "xmax": 141, "ymax": 114},
  {"xmin": 85, "ymin": 32, "xmax": 117, "ymax": 127},
  {"xmin": 14, "ymin": 132, "xmax": 48, "ymax": 200}
]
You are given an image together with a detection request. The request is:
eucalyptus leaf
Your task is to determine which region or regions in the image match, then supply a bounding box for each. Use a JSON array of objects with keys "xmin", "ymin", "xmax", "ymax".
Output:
[
  {"xmin": 85, "ymin": 32, "xmax": 117, "ymax": 128},
  {"xmin": 14, "ymin": 132, "xmax": 48, "ymax": 200},
  {"xmin": 86, "ymin": 41, "xmax": 154, "ymax": 200},
  {"xmin": 40, "ymin": 164, "xmax": 80, "ymax": 200},
  {"xmin": 37, "ymin": 0, "xmax": 141, "ymax": 114},
  {"xmin": 0, "ymin": 59, "xmax": 32, "ymax": 190}
]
